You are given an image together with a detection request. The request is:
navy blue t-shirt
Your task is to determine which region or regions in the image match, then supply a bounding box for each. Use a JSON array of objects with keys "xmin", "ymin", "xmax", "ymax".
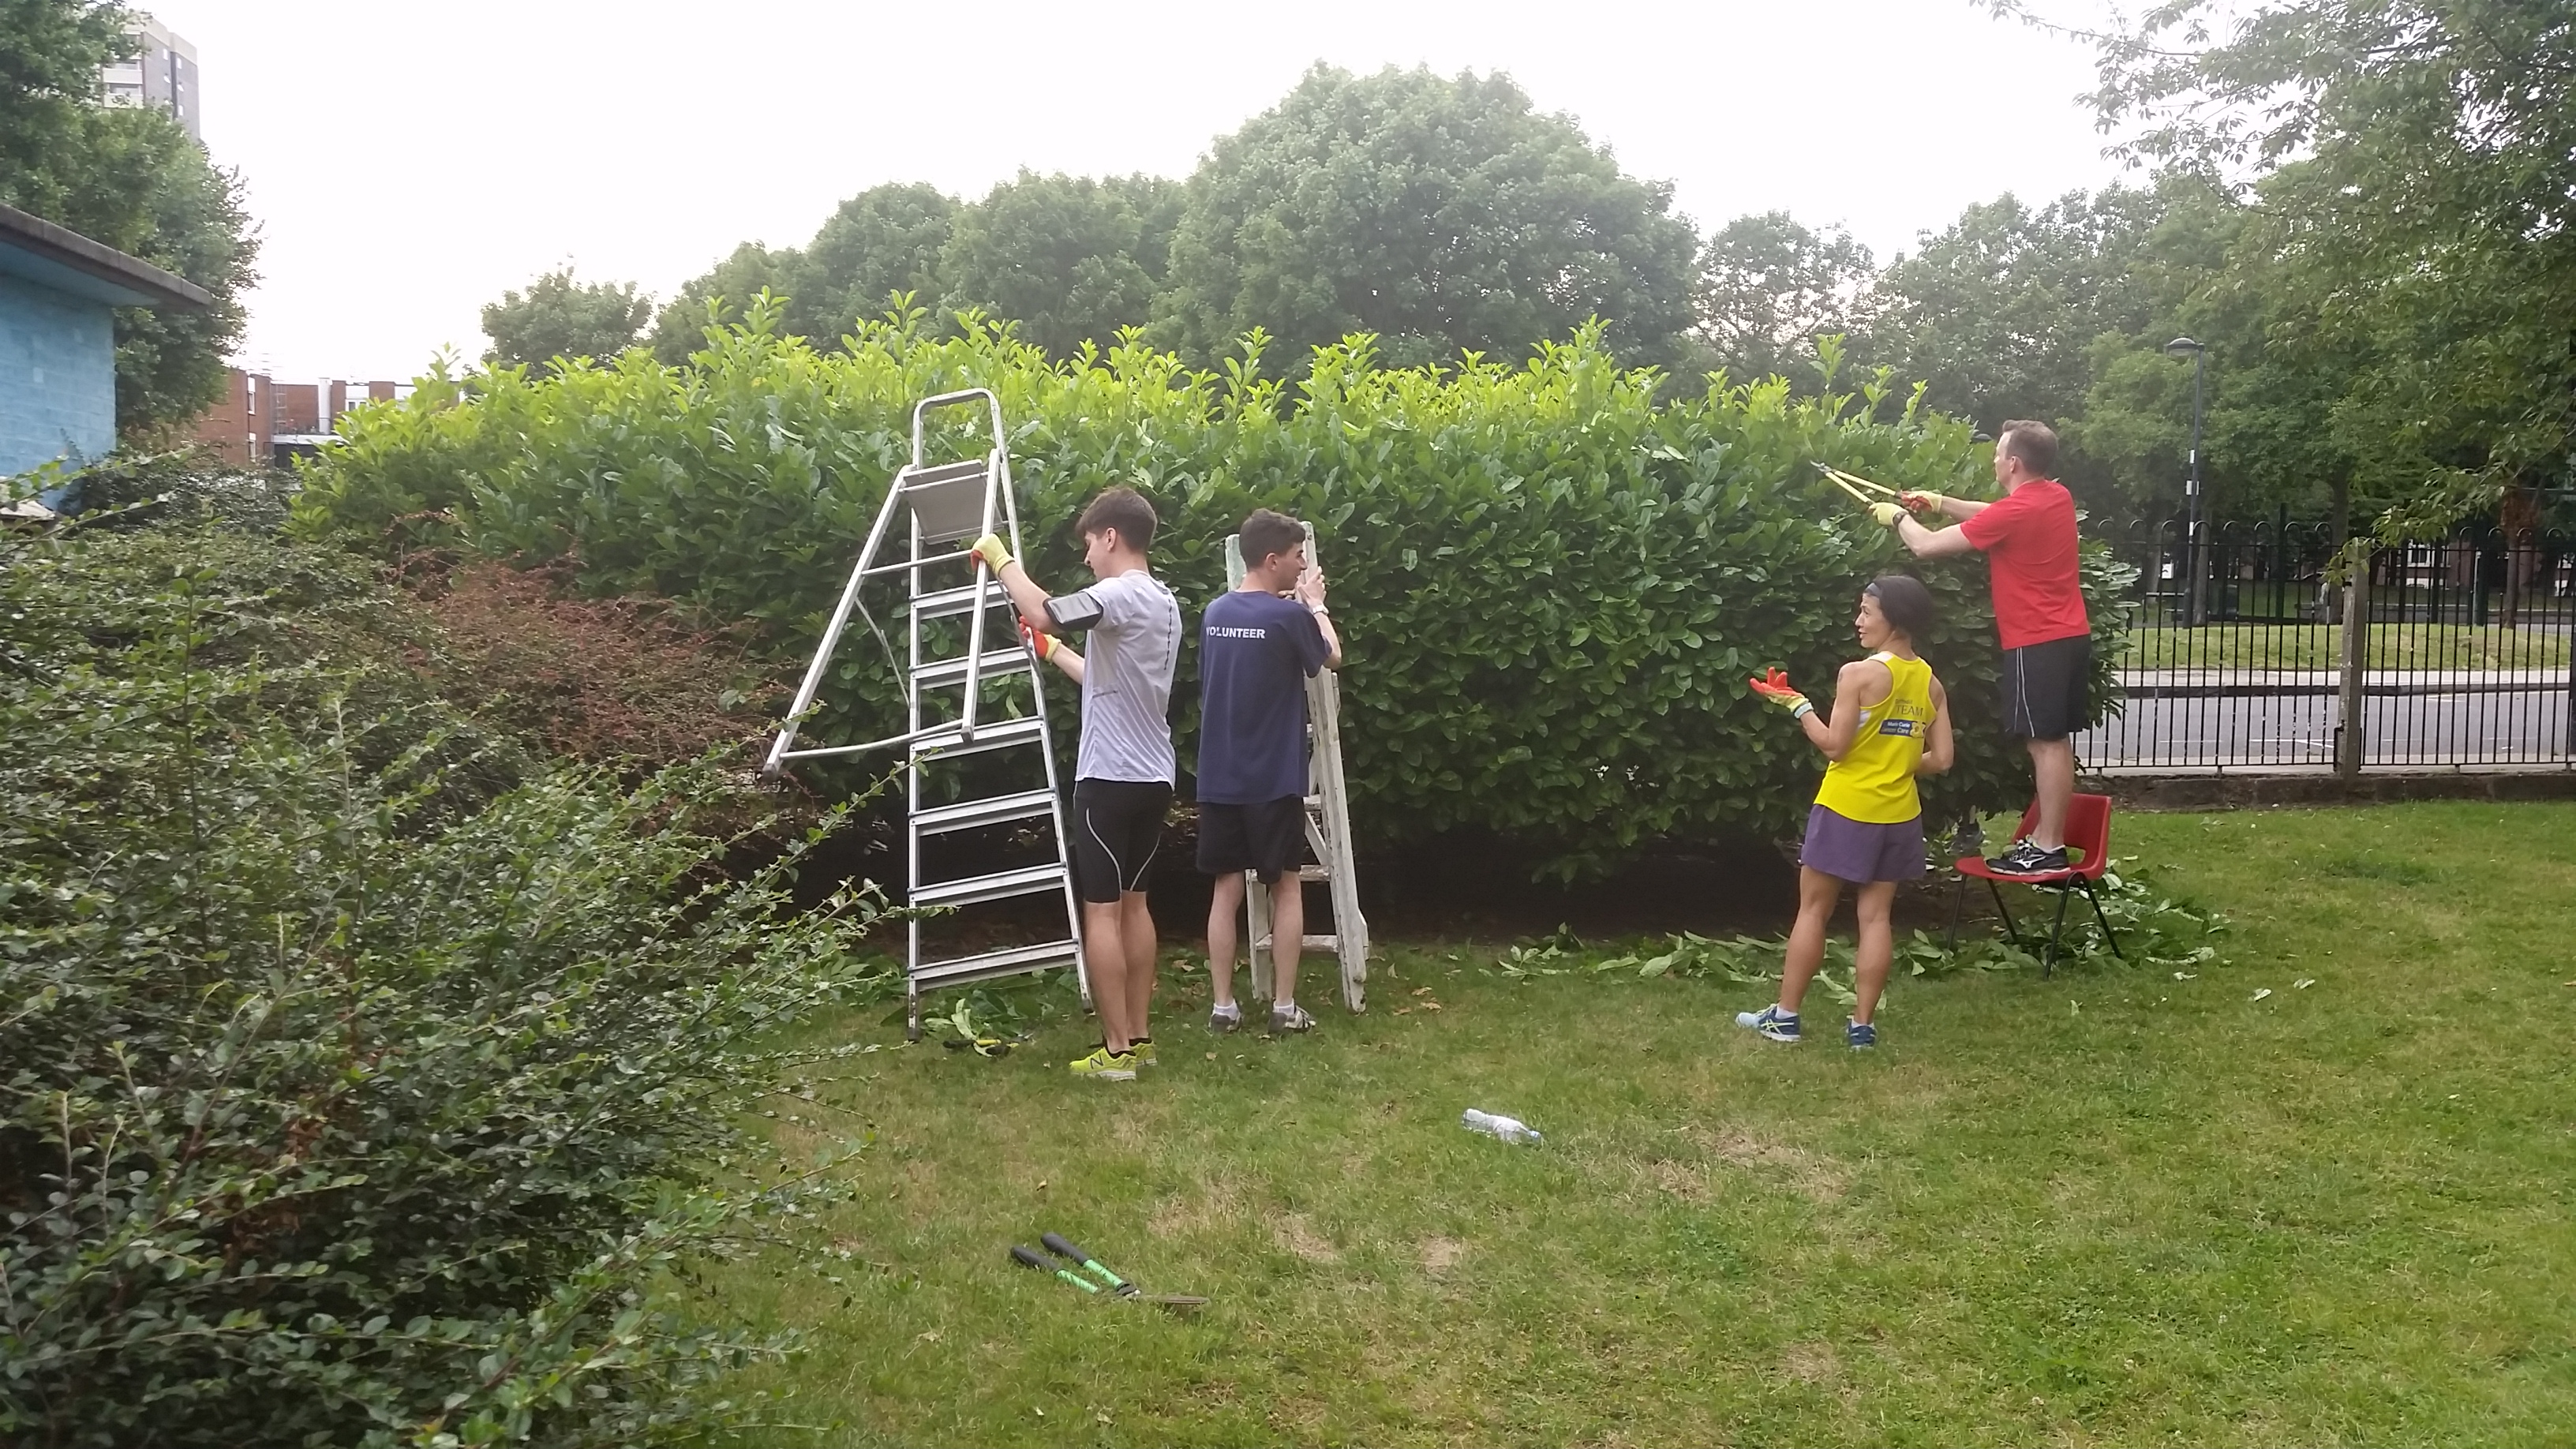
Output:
[{"xmin": 1195, "ymin": 590, "xmax": 1332, "ymax": 804}]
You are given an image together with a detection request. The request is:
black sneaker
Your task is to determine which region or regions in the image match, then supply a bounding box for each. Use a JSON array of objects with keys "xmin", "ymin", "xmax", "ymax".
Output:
[{"xmin": 1985, "ymin": 840, "xmax": 2071, "ymax": 877}]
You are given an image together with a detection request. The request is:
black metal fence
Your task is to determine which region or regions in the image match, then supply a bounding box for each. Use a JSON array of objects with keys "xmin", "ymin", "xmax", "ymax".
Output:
[{"xmin": 2077, "ymin": 521, "xmax": 2576, "ymax": 772}]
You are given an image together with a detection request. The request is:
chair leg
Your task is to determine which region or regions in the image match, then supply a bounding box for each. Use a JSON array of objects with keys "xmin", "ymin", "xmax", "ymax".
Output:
[
  {"xmin": 2042, "ymin": 886, "xmax": 2073, "ymax": 979},
  {"xmin": 2084, "ymin": 880, "xmax": 2124, "ymax": 960},
  {"xmin": 1986, "ymin": 880, "xmax": 2020, "ymax": 945}
]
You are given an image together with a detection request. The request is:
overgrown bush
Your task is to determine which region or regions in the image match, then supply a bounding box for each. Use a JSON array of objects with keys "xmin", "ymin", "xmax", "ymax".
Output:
[
  {"xmin": 294, "ymin": 301, "xmax": 2132, "ymax": 875},
  {"xmin": 0, "ymin": 520, "xmax": 889, "ymax": 1447}
]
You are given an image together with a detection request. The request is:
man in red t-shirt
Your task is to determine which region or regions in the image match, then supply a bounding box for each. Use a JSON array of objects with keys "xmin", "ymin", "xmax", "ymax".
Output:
[{"xmin": 1880, "ymin": 420, "xmax": 2090, "ymax": 876}]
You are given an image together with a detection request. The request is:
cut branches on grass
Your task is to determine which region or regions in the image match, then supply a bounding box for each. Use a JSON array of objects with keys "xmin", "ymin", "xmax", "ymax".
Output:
[{"xmin": 686, "ymin": 802, "xmax": 2576, "ymax": 1447}]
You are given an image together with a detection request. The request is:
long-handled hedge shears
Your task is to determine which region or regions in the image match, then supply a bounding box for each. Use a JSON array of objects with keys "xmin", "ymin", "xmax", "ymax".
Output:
[
  {"xmin": 1814, "ymin": 461, "xmax": 1900, "ymax": 504},
  {"xmin": 1009, "ymin": 1235, "xmax": 1208, "ymax": 1313}
]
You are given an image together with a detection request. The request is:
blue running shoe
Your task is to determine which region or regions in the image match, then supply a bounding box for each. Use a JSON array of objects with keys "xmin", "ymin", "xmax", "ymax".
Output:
[
  {"xmin": 1733, "ymin": 1005, "xmax": 1800, "ymax": 1043},
  {"xmin": 1847, "ymin": 1019, "xmax": 1878, "ymax": 1050}
]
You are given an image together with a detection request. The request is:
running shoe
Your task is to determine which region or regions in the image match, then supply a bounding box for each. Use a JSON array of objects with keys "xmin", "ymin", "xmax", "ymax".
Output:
[
  {"xmin": 1269, "ymin": 1003, "xmax": 1316, "ymax": 1034},
  {"xmin": 1734, "ymin": 1005, "xmax": 1801, "ymax": 1043},
  {"xmin": 1069, "ymin": 1045, "xmax": 1137, "ymax": 1081},
  {"xmin": 1985, "ymin": 840, "xmax": 2071, "ymax": 877},
  {"xmin": 1129, "ymin": 1036, "xmax": 1158, "ymax": 1067},
  {"xmin": 1847, "ymin": 1019, "xmax": 1878, "ymax": 1050},
  {"xmin": 1208, "ymin": 1003, "xmax": 1243, "ymax": 1034}
]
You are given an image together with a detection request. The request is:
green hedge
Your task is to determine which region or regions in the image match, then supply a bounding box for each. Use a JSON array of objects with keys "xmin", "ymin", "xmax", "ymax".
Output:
[
  {"xmin": 294, "ymin": 301, "xmax": 2131, "ymax": 874},
  {"xmin": 0, "ymin": 521, "xmax": 885, "ymax": 1446}
]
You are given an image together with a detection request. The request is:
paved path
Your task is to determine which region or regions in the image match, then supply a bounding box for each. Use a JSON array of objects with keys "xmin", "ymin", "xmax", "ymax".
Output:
[
  {"xmin": 2081, "ymin": 682, "xmax": 2572, "ymax": 769},
  {"xmin": 2121, "ymin": 668, "xmax": 2567, "ymax": 695}
]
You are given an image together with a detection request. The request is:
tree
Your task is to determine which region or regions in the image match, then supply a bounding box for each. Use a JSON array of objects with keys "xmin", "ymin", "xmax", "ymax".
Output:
[
  {"xmin": 649, "ymin": 242, "xmax": 797, "ymax": 362},
  {"xmin": 1157, "ymin": 65, "xmax": 1700, "ymax": 371},
  {"xmin": 938, "ymin": 170, "xmax": 1176, "ymax": 358},
  {"xmin": 481, "ymin": 267, "xmax": 650, "ymax": 371},
  {"xmin": 1865, "ymin": 186, "xmax": 2165, "ymax": 440},
  {"xmin": 1691, "ymin": 212, "xmax": 1875, "ymax": 386},
  {"xmin": 2007, "ymin": 0, "xmax": 2576, "ymax": 530},
  {"xmin": 2, "ymin": 0, "xmax": 257, "ymax": 437},
  {"xmin": 796, "ymin": 181, "xmax": 955, "ymax": 340},
  {"xmin": 649, "ymin": 182, "xmax": 960, "ymax": 362}
]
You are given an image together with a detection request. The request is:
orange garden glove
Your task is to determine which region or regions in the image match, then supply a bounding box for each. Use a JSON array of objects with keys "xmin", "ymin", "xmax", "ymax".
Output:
[
  {"xmin": 1898, "ymin": 490, "xmax": 1951, "ymax": 516},
  {"xmin": 1748, "ymin": 667, "xmax": 1815, "ymax": 721},
  {"xmin": 1019, "ymin": 616, "xmax": 1058, "ymax": 662}
]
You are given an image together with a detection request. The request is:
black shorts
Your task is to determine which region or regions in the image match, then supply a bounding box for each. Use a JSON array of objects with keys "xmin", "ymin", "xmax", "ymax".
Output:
[
  {"xmin": 2000, "ymin": 634, "xmax": 2093, "ymax": 739},
  {"xmin": 1071, "ymin": 778, "xmax": 1171, "ymax": 904},
  {"xmin": 1196, "ymin": 796, "xmax": 1307, "ymax": 883}
]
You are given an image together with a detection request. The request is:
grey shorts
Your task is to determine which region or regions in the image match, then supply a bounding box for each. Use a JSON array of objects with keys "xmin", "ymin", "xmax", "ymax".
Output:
[{"xmin": 1799, "ymin": 805, "xmax": 1926, "ymax": 885}]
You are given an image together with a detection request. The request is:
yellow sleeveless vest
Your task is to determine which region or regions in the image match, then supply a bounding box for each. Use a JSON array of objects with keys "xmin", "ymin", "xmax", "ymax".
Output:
[{"xmin": 1814, "ymin": 651, "xmax": 1933, "ymax": 825}]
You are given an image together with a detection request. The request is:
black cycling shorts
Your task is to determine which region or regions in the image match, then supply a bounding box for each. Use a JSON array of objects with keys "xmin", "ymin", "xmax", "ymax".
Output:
[
  {"xmin": 1197, "ymin": 796, "xmax": 1307, "ymax": 883},
  {"xmin": 2000, "ymin": 634, "xmax": 2093, "ymax": 739},
  {"xmin": 1071, "ymin": 777, "xmax": 1170, "ymax": 904}
]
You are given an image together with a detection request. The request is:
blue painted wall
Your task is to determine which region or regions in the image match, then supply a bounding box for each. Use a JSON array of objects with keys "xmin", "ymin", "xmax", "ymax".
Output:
[{"xmin": 0, "ymin": 269, "xmax": 118, "ymax": 480}]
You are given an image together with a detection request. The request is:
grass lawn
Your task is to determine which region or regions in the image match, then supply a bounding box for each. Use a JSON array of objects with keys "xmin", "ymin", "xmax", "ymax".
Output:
[
  {"xmin": 715, "ymin": 802, "xmax": 2576, "ymax": 1446},
  {"xmin": 2121, "ymin": 623, "xmax": 2570, "ymax": 671}
]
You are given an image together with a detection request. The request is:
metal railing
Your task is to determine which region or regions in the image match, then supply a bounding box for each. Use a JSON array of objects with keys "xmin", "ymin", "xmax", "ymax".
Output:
[{"xmin": 2078, "ymin": 521, "xmax": 2576, "ymax": 773}]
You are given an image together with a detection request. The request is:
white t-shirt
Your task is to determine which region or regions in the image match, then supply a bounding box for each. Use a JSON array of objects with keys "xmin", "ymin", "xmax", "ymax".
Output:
[{"xmin": 1045, "ymin": 569, "xmax": 1181, "ymax": 784}]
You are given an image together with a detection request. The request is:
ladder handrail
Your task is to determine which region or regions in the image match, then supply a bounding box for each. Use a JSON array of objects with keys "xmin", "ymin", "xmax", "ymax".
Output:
[
  {"xmin": 762, "ymin": 474, "xmax": 908, "ymax": 778},
  {"xmin": 911, "ymin": 388, "xmax": 1006, "ymax": 469}
]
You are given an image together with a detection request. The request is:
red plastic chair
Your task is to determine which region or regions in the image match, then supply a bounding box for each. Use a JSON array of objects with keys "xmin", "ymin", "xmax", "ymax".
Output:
[{"xmin": 1952, "ymin": 793, "xmax": 2122, "ymax": 977}]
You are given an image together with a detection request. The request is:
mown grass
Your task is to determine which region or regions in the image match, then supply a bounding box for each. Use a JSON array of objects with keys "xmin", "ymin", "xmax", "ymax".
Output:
[
  {"xmin": 2121, "ymin": 622, "xmax": 2570, "ymax": 670},
  {"xmin": 713, "ymin": 803, "xmax": 2576, "ymax": 1446}
]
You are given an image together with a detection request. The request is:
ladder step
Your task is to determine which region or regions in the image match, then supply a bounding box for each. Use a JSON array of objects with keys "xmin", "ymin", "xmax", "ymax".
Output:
[
  {"xmin": 913, "ymin": 862, "xmax": 1069, "ymax": 908},
  {"xmin": 915, "ymin": 649, "xmax": 1033, "ymax": 688},
  {"xmin": 913, "ymin": 938, "xmax": 1083, "ymax": 987},
  {"xmin": 911, "ymin": 714, "xmax": 1046, "ymax": 758},
  {"xmin": 1256, "ymin": 934, "xmax": 1340, "ymax": 951},
  {"xmin": 912, "ymin": 580, "xmax": 1010, "ymax": 620},
  {"xmin": 914, "ymin": 788, "xmax": 1058, "ymax": 835}
]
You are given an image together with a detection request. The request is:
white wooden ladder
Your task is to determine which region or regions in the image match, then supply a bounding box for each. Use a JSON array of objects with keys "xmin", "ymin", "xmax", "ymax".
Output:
[{"xmin": 1222, "ymin": 526, "xmax": 1369, "ymax": 1013}]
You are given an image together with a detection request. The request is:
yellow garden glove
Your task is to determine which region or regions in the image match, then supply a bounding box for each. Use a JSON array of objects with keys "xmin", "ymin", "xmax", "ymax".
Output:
[
  {"xmin": 1899, "ymin": 490, "xmax": 1950, "ymax": 516},
  {"xmin": 1869, "ymin": 501, "xmax": 1907, "ymax": 528},
  {"xmin": 969, "ymin": 532, "xmax": 1014, "ymax": 574}
]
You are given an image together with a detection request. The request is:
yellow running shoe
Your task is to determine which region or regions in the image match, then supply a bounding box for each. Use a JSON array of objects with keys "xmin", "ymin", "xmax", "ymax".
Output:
[
  {"xmin": 1069, "ymin": 1045, "xmax": 1136, "ymax": 1081},
  {"xmin": 1129, "ymin": 1036, "xmax": 1158, "ymax": 1068}
]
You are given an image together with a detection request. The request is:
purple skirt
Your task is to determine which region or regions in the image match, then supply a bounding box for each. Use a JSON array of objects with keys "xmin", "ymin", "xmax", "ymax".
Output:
[{"xmin": 1800, "ymin": 804, "xmax": 1926, "ymax": 884}]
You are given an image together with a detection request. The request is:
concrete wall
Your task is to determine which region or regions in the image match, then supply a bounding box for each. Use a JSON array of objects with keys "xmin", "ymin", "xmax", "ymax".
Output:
[{"xmin": 0, "ymin": 271, "xmax": 116, "ymax": 479}]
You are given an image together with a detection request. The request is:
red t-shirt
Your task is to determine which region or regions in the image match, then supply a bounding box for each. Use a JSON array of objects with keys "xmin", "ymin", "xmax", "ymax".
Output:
[{"xmin": 1959, "ymin": 479, "xmax": 2088, "ymax": 650}]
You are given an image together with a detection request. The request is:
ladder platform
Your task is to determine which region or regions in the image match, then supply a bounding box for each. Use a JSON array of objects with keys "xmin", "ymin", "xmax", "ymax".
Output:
[
  {"xmin": 914, "ymin": 938, "xmax": 1083, "ymax": 987},
  {"xmin": 913, "ymin": 862, "xmax": 1069, "ymax": 909},
  {"xmin": 912, "ymin": 580, "xmax": 1009, "ymax": 620},
  {"xmin": 914, "ymin": 788, "xmax": 1057, "ymax": 835},
  {"xmin": 915, "ymin": 649, "xmax": 1033, "ymax": 688},
  {"xmin": 911, "ymin": 714, "xmax": 1046, "ymax": 758}
]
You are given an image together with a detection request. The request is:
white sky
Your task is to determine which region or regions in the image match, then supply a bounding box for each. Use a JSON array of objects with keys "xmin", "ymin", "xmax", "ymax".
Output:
[{"xmin": 144, "ymin": 0, "xmax": 2133, "ymax": 382}]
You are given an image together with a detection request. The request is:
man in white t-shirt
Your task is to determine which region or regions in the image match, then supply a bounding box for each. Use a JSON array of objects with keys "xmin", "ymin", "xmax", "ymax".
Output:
[{"xmin": 974, "ymin": 487, "xmax": 1181, "ymax": 1083}]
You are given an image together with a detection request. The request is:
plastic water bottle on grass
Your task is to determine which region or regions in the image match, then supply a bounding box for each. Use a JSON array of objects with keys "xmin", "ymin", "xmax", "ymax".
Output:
[{"xmin": 1462, "ymin": 1109, "xmax": 1542, "ymax": 1145}]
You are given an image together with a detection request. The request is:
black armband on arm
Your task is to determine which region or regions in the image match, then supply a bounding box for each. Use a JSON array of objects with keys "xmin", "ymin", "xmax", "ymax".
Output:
[{"xmin": 1043, "ymin": 592, "xmax": 1104, "ymax": 632}]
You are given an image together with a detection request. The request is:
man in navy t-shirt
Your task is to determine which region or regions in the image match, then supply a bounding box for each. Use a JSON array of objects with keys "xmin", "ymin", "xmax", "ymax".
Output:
[{"xmin": 1198, "ymin": 508, "xmax": 1342, "ymax": 1035}]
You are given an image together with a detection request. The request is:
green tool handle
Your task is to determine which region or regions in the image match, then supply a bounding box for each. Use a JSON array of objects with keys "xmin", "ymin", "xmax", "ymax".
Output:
[
  {"xmin": 1042, "ymin": 1232, "xmax": 1136, "ymax": 1294},
  {"xmin": 1010, "ymin": 1244, "xmax": 1099, "ymax": 1292}
]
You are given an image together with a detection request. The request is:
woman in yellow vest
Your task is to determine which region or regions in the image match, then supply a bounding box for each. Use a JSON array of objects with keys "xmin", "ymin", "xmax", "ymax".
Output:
[{"xmin": 1738, "ymin": 575, "xmax": 1955, "ymax": 1049}]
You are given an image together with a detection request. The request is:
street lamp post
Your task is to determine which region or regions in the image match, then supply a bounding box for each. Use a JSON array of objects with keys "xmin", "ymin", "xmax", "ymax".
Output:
[{"xmin": 2165, "ymin": 336, "xmax": 2209, "ymax": 628}]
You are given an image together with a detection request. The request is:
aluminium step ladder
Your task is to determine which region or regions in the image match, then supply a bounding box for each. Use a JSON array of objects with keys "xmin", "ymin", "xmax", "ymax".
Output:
[
  {"xmin": 1222, "ymin": 525, "xmax": 1370, "ymax": 1013},
  {"xmin": 762, "ymin": 388, "xmax": 1086, "ymax": 1039}
]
